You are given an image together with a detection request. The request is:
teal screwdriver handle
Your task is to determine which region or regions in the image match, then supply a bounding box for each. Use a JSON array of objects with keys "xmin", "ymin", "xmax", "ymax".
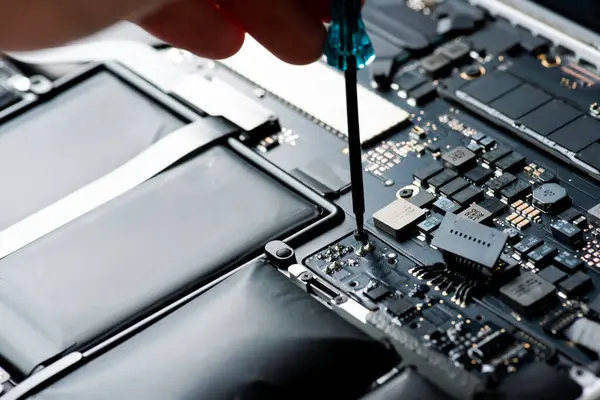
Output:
[{"xmin": 325, "ymin": 0, "xmax": 376, "ymax": 71}]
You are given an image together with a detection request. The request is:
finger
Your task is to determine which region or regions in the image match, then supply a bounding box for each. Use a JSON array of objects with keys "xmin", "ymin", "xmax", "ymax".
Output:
[
  {"xmin": 140, "ymin": 0, "xmax": 245, "ymax": 59},
  {"xmin": 218, "ymin": 0, "xmax": 326, "ymax": 65},
  {"xmin": 300, "ymin": 0, "xmax": 332, "ymax": 22},
  {"xmin": 0, "ymin": 0, "xmax": 168, "ymax": 50}
]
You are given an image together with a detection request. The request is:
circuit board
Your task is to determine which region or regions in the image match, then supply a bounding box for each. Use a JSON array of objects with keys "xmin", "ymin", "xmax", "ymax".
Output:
[
  {"xmin": 197, "ymin": 0, "xmax": 600, "ymax": 397},
  {"xmin": 3, "ymin": 0, "xmax": 600, "ymax": 399}
]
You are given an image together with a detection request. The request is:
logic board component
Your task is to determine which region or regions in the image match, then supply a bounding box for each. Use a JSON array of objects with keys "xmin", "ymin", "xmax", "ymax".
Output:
[
  {"xmin": 373, "ymin": 198, "xmax": 426, "ymax": 238},
  {"xmin": 442, "ymin": 146, "xmax": 477, "ymax": 172},
  {"xmin": 432, "ymin": 213, "xmax": 508, "ymax": 272},
  {"xmin": 220, "ymin": 36, "xmax": 410, "ymax": 145},
  {"xmin": 500, "ymin": 272, "xmax": 556, "ymax": 315},
  {"xmin": 558, "ymin": 272, "xmax": 593, "ymax": 297},
  {"xmin": 551, "ymin": 220, "xmax": 583, "ymax": 246},
  {"xmin": 533, "ymin": 183, "xmax": 571, "ymax": 214},
  {"xmin": 459, "ymin": 204, "xmax": 492, "ymax": 224}
]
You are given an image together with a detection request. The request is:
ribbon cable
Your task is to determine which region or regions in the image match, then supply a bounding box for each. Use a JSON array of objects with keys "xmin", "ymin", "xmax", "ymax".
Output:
[{"xmin": 0, "ymin": 119, "xmax": 231, "ymax": 259}]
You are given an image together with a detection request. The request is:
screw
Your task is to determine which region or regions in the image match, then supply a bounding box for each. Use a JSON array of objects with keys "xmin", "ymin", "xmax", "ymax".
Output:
[
  {"xmin": 300, "ymin": 272, "xmax": 313, "ymax": 282},
  {"xmin": 334, "ymin": 295, "xmax": 348, "ymax": 305}
]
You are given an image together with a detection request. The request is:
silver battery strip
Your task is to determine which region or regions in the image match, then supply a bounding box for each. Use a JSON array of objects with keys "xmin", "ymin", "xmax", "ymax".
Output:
[
  {"xmin": 0, "ymin": 120, "xmax": 229, "ymax": 259},
  {"xmin": 9, "ymin": 40, "xmax": 275, "ymax": 132}
]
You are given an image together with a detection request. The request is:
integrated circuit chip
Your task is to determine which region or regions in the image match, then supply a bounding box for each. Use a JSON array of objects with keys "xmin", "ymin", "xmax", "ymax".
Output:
[
  {"xmin": 418, "ymin": 212, "xmax": 444, "ymax": 238},
  {"xmin": 465, "ymin": 166, "xmax": 493, "ymax": 185},
  {"xmin": 513, "ymin": 236, "xmax": 543, "ymax": 256},
  {"xmin": 442, "ymin": 146, "xmax": 477, "ymax": 172},
  {"xmin": 459, "ymin": 205, "xmax": 492, "ymax": 224},
  {"xmin": 499, "ymin": 180, "xmax": 531, "ymax": 203},
  {"xmin": 559, "ymin": 272, "xmax": 593, "ymax": 297},
  {"xmin": 478, "ymin": 197, "xmax": 507, "ymax": 216},
  {"xmin": 408, "ymin": 190, "xmax": 436, "ymax": 208},
  {"xmin": 433, "ymin": 197, "xmax": 462, "ymax": 215},
  {"xmin": 428, "ymin": 169, "xmax": 459, "ymax": 191},
  {"xmin": 486, "ymin": 173, "xmax": 517, "ymax": 194},
  {"xmin": 451, "ymin": 185, "xmax": 483, "ymax": 206},
  {"xmin": 220, "ymin": 36, "xmax": 410, "ymax": 145},
  {"xmin": 439, "ymin": 177, "xmax": 470, "ymax": 197},
  {"xmin": 414, "ymin": 163, "xmax": 444, "ymax": 186},
  {"xmin": 482, "ymin": 146, "xmax": 512, "ymax": 166},
  {"xmin": 373, "ymin": 198, "xmax": 426, "ymax": 238},
  {"xmin": 495, "ymin": 152, "xmax": 526, "ymax": 173},
  {"xmin": 500, "ymin": 272, "xmax": 556, "ymax": 315}
]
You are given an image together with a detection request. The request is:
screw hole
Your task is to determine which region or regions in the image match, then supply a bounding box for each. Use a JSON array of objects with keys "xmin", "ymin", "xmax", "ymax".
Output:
[{"xmin": 349, "ymin": 281, "xmax": 359, "ymax": 288}]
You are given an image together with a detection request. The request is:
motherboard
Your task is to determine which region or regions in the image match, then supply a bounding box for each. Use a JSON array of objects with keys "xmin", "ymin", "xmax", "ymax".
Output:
[
  {"xmin": 3, "ymin": 0, "xmax": 600, "ymax": 399},
  {"xmin": 193, "ymin": 0, "xmax": 600, "ymax": 397}
]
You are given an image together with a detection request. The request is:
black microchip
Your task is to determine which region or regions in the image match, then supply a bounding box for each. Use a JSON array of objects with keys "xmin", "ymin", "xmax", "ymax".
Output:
[
  {"xmin": 408, "ymin": 82, "xmax": 438, "ymax": 106},
  {"xmin": 519, "ymin": 99, "xmax": 581, "ymax": 137},
  {"xmin": 418, "ymin": 213, "xmax": 444, "ymax": 237},
  {"xmin": 548, "ymin": 116, "xmax": 600, "ymax": 153},
  {"xmin": 467, "ymin": 142, "xmax": 483, "ymax": 154},
  {"xmin": 420, "ymin": 53, "xmax": 452, "ymax": 76},
  {"xmin": 514, "ymin": 236, "xmax": 543, "ymax": 255},
  {"xmin": 489, "ymin": 83, "xmax": 552, "ymax": 120},
  {"xmin": 471, "ymin": 132, "xmax": 486, "ymax": 142},
  {"xmin": 482, "ymin": 146, "xmax": 512, "ymax": 166},
  {"xmin": 438, "ymin": 39, "xmax": 470, "ymax": 62},
  {"xmin": 433, "ymin": 197, "xmax": 462, "ymax": 215},
  {"xmin": 386, "ymin": 297, "xmax": 414, "ymax": 317},
  {"xmin": 365, "ymin": 285, "xmax": 391, "ymax": 302},
  {"xmin": 468, "ymin": 22, "xmax": 521, "ymax": 56},
  {"xmin": 465, "ymin": 166, "xmax": 493, "ymax": 185},
  {"xmin": 451, "ymin": 185, "xmax": 483, "ymax": 206},
  {"xmin": 395, "ymin": 70, "xmax": 429, "ymax": 95},
  {"xmin": 587, "ymin": 296, "xmax": 600, "ymax": 315},
  {"xmin": 538, "ymin": 266, "xmax": 568, "ymax": 285},
  {"xmin": 414, "ymin": 163, "xmax": 444, "ymax": 186},
  {"xmin": 432, "ymin": 213, "xmax": 508, "ymax": 270},
  {"xmin": 442, "ymin": 146, "xmax": 477, "ymax": 172},
  {"xmin": 559, "ymin": 272, "xmax": 593, "ymax": 296},
  {"xmin": 461, "ymin": 71, "xmax": 521, "ymax": 103},
  {"xmin": 486, "ymin": 173, "xmax": 517, "ymax": 194},
  {"xmin": 577, "ymin": 141, "xmax": 600, "ymax": 171},
  {"xmin": 408, "ymin": 191, "xmax": 436, "ymax": 208},
  {"xmin": 495, "ymin": 152, "xmax": 526, "ymax": 173},
  {"xmin": 551, "ymin": 220, "xmax": 583, "ymax": 245},
  {"xmin": 428, "ymin": 169, "xmax": 459, "ymax": 191},
  {"xmin": 479, "ymin": 136, "xmax": 496, "ymax": 150},
  {"xmin": 554, "ymin": 251, "xmax": 584, "ymax": 273},
  {"xmin": 500, "ymin": 180, "xmax": 531, "ymax": 203},
  {"xmin": 500, "ymin": 272, "xmax": 556, "ymax": 315},
  {"xmin": 560, "ymin": 208, "xmax": 583, "ymax": 223},
  {"xmin": 478, "ymin": 197, "xmax": 507, "ymax": 216},
  {"xmin": 527, "ymin": 244, "xmax": 558, "ymax": 267},
  {"xmin": 459, "ymin": 205, "xmax": 492, "ymax": 224},
  {"xmin": 440, "ymin": 177, "xmax": 470, "ymax": 197}
]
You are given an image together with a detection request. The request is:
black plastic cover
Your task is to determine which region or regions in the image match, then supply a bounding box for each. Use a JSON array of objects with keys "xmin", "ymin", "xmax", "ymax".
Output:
[
  {"xmin": 0, "ymin": 145, "xmax": 320, "ymax": 374},
  {"xmin": 36, "ymin": 262, "xmax": 397, "ymax": 399}
]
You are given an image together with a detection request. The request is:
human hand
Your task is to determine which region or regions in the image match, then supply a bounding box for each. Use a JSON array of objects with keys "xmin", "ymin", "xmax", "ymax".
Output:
[{"xmin": 0, "ymin": 0, "xmax": 331, "ymax": 64}]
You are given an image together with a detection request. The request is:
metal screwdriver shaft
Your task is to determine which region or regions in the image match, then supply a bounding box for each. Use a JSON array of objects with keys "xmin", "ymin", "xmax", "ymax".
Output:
[
  {"xmin": 325, "ymin": 0, "xmax": 375, "ymax": 239},
  {"xmin": 344, "ymin": 57, "xmax": 366, "ymax": 238}
]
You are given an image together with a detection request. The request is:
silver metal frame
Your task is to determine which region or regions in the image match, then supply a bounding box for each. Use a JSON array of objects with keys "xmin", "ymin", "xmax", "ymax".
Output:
[{"xmin": 470, "ymin": 0, "xmax": 600, "ymax": 67}]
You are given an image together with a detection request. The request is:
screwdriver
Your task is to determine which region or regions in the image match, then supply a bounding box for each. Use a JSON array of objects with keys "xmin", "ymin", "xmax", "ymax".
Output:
[{"xmin": 325, "ymin": 0, "xmax": 375, "ymax": 239}]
